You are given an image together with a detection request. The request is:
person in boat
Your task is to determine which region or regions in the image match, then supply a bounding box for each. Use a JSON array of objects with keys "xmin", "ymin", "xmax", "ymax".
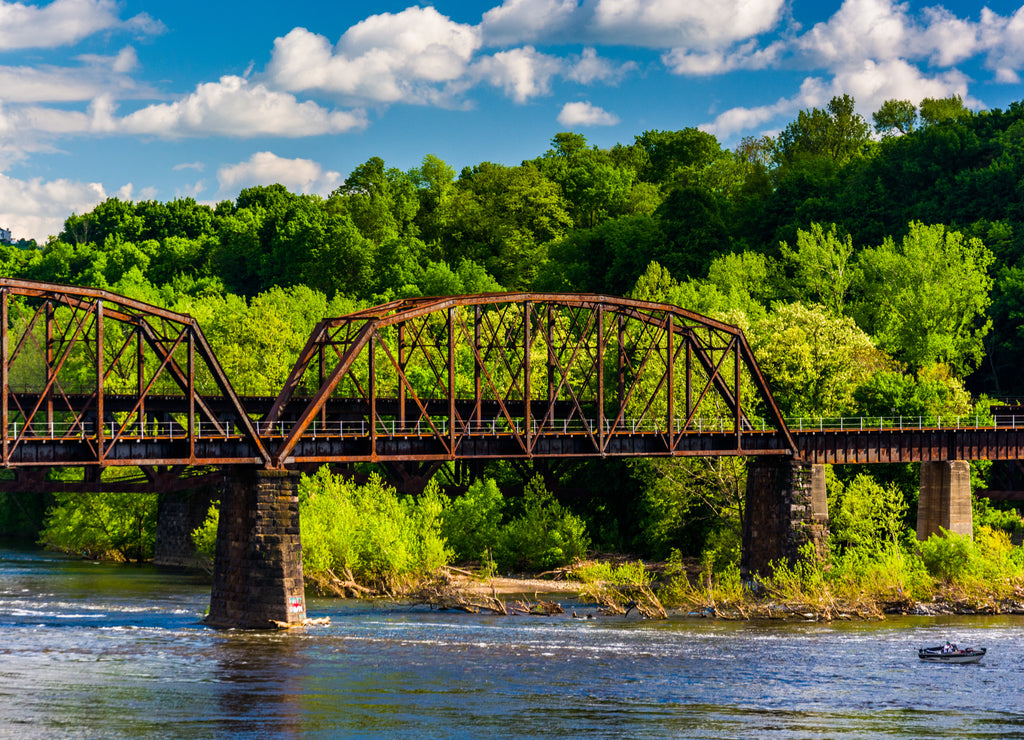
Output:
[{"xmin": 941, "ymin": 642, "xmax": 957, "ymax": 653}]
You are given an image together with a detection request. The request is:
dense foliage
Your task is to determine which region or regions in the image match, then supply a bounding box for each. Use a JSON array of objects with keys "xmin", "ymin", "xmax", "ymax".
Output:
[{"xmin": 13, "ymin": 94, "xmax": 1024, "ymax": 600}]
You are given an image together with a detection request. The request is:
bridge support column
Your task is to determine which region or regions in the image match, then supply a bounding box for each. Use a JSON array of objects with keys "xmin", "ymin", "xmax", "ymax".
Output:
[
  {"xmin": 206, "ymin": 469, "xmax": 306, "ymax": 629},
  {"xmin": 917, "ymin": 461, "xmax": 973, "ymax": 541},
  {"xmin": 742, "ymin": 457, "xmax": 828, "ymax": 579},
  {"xmin": 154, "ymin": 487, "xmax": 216, "ymax": 568}
]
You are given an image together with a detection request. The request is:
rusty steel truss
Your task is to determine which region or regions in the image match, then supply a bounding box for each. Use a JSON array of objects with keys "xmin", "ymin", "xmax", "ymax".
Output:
[
  {"xmin": 263, "ymin": 293, "xmax": 797, "ymax": 467},
  {"xmin": 0, "ymin": 278, "xmax": 270, "ymax": 476},
  {"xmin": 8, "ymin": 280, "xmax": 1024, "ymax": 493}
]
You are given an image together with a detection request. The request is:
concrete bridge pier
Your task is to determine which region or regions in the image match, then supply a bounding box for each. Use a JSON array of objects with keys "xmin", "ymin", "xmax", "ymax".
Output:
[
  {"xmin": 917, "ymin": 460, "xmax": 973, "ymax": 541},
  {"xmin": 206, "ymin": 468, "xmax": 306, "ymax": 629},
  {"xmin": 742, "ymin": 456, "xmax": 829, "ymax": 579}
]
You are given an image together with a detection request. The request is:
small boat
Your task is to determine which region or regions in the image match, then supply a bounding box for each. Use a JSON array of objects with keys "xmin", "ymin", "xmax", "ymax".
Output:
[{"xmin": 918, "ymin": 643, "xmax": 986, "ymax": 664}]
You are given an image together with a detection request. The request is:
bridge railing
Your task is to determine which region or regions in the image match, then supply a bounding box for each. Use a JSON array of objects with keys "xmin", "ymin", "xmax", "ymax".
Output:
[{"xmin": 5, "ymin": 414, "xmax": 1020, "ymax": 443}]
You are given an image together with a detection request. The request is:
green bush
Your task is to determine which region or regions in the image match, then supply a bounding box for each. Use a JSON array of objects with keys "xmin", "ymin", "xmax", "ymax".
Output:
[
  {"xmin": 442, "ymin": 478, "xmax": 505, "ymax": 561},
  {"xmin": 191, "ymin": 502, "xmax": 219, "ymax": 569},
  {"xmin": 493, "ymin": 476, "xmax": 590, "ymax": 572},
  {"xmin": 39, "ymin": 490, "xmax": 157, "ymax": 563},
  {"xmin": 298, "ymin": 468, "xmax": 451, "ymax": 592}
]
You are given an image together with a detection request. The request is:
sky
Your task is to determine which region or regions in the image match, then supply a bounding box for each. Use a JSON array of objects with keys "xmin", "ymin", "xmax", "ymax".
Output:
[{"xmin": 2, "ymin": 0, "xmax": 1024, "ymax": 243}]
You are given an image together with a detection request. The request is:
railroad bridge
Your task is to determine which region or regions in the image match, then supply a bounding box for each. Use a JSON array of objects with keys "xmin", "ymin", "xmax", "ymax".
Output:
[{"xmin": 0, "ymin": 279, "xmax": 1012, "ymax": 627}]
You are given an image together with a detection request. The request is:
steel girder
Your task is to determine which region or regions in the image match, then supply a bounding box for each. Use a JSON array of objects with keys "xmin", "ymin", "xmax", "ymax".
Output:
[{"xmin": 264, "ymin": 293, "xmax": 796, "ymax": 467}]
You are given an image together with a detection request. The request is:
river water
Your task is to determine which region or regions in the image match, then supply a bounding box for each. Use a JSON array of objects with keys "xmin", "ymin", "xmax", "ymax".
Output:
[{"xmin": 2, "ymin": 545, "xmax": 1023, "ymax": 739}]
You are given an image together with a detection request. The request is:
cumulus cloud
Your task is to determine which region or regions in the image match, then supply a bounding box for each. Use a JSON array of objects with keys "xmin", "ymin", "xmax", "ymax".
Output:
[
  {"xmin": 481, "ymin": 0, "xmax": 788, "ymax": 49},
  {"xmin": 566, "ymin": 47, "xmax": 637, "ymax": 84},
  {"xmin": 266, "ymin": 7, "xmax": 480, "ymax": 105},
  {"xmin": 0, "ymin": 0, "xmax": 162, "ymax": 50},
  {"xmin": 587, "ymin": 0, "xmax": 787, "ymax": 48},
  {"xmin": 557, "ymin": 101, "xmax": 620, "ymax": 126},
  {"xmin": 217, "ymin": 151, "xmax": 342, "ymax": 196},
  {"xmin": 701, "ymin": 61, "xmax": 978, "ymax": 140},
  {"xmin": 481, "ymin": 0, "xmax": 578, "ymax": 45},
  {"xmin": 0, "ymin": 172, "xmax": 106, "ymax": 242},
  {"xmin": 473, "ymin": 47, "xmax": 563, "ymax": 103},
  {"xmin": 118, "ymin": 76, "xmax": 367, "ymax": 137}
]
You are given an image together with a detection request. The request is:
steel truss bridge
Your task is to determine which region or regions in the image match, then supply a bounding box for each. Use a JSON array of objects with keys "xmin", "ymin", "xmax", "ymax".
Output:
[{"xmin": 2, "ymin": 278, "xmax": 1024, "ymax": 492}]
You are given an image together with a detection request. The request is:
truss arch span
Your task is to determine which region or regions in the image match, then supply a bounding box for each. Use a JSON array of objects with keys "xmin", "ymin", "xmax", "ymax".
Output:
[
  {"xmin": 265, "ymin": 293, "xmax": 796, "ymax": 467},
  {"xmin": 0, "ymin": 278, "xmax": 269, "ymax": 468}
]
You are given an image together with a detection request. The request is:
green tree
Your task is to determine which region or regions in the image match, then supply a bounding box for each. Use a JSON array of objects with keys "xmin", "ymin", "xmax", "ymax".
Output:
[
  {"xmin": 873, "ymin": 99, "xmax": 918, "ymax": 137},
  {"xmin": 39, "ymin": 490, "xmax": 157, "ymax": 563},
  {"xmin": 751, "ymin": 302, "xmax": 888, "ymax": 417},
  {"xmin": 919, "ymin": 95, "xmax": 971, "ymax": 127},
  {"xmin": 779, "ymin": 223, "xmax": 855, "ymax": 314},
  {"xmin": 852, "ymin": 222, "xmax": 994, "ymax": 374},
  {"xmin": 774, "ymin": 95, "xmax": 872, "ymax": 166}
]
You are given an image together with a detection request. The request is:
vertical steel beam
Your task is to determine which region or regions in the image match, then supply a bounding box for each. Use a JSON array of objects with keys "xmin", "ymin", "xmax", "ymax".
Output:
[
  {"xmin": 319, "ymin": 340, "xmax": 326, "ymax": 426},
  {"xmin": 474, "ymin": 305, "xmax": 482, "ymax": 424},
  {"xmin": 597, "ymin": 305, "xmax": 605, "ymax": 455},
  {"xmin": 96, "ymin": 299, "xmax": 104, "ymax": 462},
  {"xmin": 136, "ymin": 326, "xmax": 145, "ymax": 436},
  {"xmin": 1, "ymin": 289, "xmax": 8, "ymax": 465},
  {"xmin": 188, "ymin": 330, "xmax": 195, "ymax": 463},
  {"xmin": 667, "ymin": 314, "xmax": 674, "ymax": 450},
  {"xmin": 448, "ymin": 307, "xmax": 455, "ymax": 453},
  {"xmin": 524, "ymin": 300, "xmax": 532, "ymax": 452},
  {"xmin": 547, "ymin": 303, "xmax": 555, "ymax": 412},
  {"xmin": 45, "ymin": 301, "xmax": 53, "ymax": 429},
  {"xmin": 734, "ymin": 338, "xmax": 741, "ymax": 443},
  {"xmin": 369, "ymin": 330, "xmax": 377, "ymax": 458},
  {"xmin": 398, "ymin": 322, "xmax": 406, "ymax": 428}
]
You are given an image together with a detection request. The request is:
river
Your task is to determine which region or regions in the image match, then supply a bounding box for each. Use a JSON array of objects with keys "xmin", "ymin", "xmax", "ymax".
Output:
[{"xmin": 1, "ymin": 544, "xmax": 1022, "ymax": 739}]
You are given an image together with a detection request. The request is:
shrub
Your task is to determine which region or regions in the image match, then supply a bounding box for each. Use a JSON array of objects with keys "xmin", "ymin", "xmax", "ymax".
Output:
[
  {"xmin": 442, "ymin": 478, "xmax": 505, "ymax": 561},
  {"xmin": 298, "ymin": 468, "xmax": 452, "ymax": 592},
  {"xmin": 39, "ymin": 490, "xmax": 157, "ymax": 563},
  {"xmin": 493, "ymin": 475, "xmax": 590, "ymax": 572}
]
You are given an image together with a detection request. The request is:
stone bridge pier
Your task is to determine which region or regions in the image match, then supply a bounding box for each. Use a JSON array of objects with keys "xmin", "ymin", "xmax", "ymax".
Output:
[
  {"xmin": 205, "ymin": 468, "xmax": 306, "ymax": 629},
  {"xmin": 917, "ymin": 460, "xmax": 973, "ymax": 540},
  {"xmin": 742, "ymin": 456, "xmax": 829, "ymax": 579}
]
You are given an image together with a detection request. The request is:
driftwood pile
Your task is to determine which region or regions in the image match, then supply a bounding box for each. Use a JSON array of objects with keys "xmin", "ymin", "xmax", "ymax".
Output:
[{"xmin": 410, "ymin": 572, "xmax": 564, "ymax": 616}]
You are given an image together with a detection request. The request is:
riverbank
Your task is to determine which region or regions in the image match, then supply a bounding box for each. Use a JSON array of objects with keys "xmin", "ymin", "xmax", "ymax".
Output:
[{"xmin": 429, "ymin": 566, "xmax": 1024, "ymax": 622}]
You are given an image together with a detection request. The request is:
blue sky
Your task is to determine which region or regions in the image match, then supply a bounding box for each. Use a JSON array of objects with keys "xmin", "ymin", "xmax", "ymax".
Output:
[{"xmin": 2, "ymin": 0, "xmax": 1024, "ymax": 242}]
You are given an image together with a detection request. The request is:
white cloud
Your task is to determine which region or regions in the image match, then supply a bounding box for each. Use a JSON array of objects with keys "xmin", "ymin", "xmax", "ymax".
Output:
[
  {"xmin": 663, "ymin": 40, "xmax": 783, "ymax": 76},
  {"xmin": 0, "ymin": 47, "xmax": 142, "ymax": 103},
  {"xmin": 473, "ymin": 47, "xmax": 563, "ymax": 103},
  {"xmin": 978, "ymin": 6, "xmax": 1024, "ymax": 84},
  {"xmin": 701, "ymin": 63, "xmax": 979, "ymax": 141},
  {"xmin": 566, "ymin": 47, "xmax": 636, "ymax": 85},
  {"xmin": 0, "ymin": 172, "xmax": 106, "ymax": 242},
  {"xmin": 217, "ymin": 151, "xmax": 342, "ymax": 196},
  {"xmin": 481, "ymin": 0, "xmax": 788, "ymax": 49},
  {"xmin": 831, "ymin": 59, "xmax": 975, "ymax": 114},
  {"xmin": 266, "ymin": 8, "xmax": 481, "ymax": 105},
  {"xmin": 0, "ymin": 0, "xmax": 162, "ymax": 50},
  {"xmin": 119, "ymin": 76, "xmax": 367, "ymax": 138},
  {"xmin": 557, "ymin": 101, "xmax": 620, "ymax": 126},
  {"xmin": 587, "ymin": 0, "xmax": 788, "ymax": 48},
  {"xmin": 481, "ymin": 0, "xmax": 579, "ymax": 46}
]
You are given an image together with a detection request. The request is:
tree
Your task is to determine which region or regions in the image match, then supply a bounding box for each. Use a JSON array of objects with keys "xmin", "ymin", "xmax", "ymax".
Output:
[
  {"xmin": 873, "ymin": 99, "xmax": 917, "ymax": 137},
  {"xmin": 852, "ymin": 222, "xmax": 994, "ymax": 375},
  {"xmin": 779, "ymin": 222, "xmax": 855, "ymax": 315},
  {"xmin": 919, "ymin": 95, "xmax": 971, "ymax": 127},
  {"xmin": 774, "ymin": 95, "xmax": 872, "ymax": 167},
  {"xmin": 751, "ymin": 302, "xmax": 888, "ymax": 417}
]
